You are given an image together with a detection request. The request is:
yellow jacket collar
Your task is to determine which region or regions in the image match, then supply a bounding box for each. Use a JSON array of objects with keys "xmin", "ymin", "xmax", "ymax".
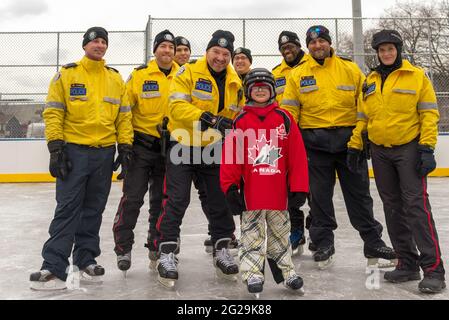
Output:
[
  {"xmin": 371, "ymin": 59, "xmax": 416, "ymax": 78},
  {"xmin": 80, "ymin": 56, "xmax": 105, "ymax": 72}
]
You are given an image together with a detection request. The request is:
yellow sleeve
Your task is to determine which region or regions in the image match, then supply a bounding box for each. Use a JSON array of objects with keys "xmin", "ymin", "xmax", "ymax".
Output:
[
  {"xmin": 280, "ymin": 71, "xmax": 300, "ymax": 123},
  {"xmin": 125, "ymin": 70, "xmax": 138, "ymax": 109},
  {"xmin": 43, "ymin": 72, "xmax": 66, "ymax": 142},
  {"xmin": 168, "ymin": 66, "xmax": 204, "ymax": 127},
  {"xmin": 418, "ymin": 73, "xmax": 439, "ymax": 148},
  {"xmin": 115, "ymin": 78, "xmax": 134, "ymax": 145},
  {"xmin": 348, "ymin": 91, "xmax": 368, "ymax": 150}
]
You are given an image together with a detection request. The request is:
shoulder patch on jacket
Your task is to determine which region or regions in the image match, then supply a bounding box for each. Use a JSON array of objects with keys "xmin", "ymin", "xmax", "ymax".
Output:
[
  {"xmin": 272, "ymin": 63, "xmax": 282, "ymax": 71},
  {"xmin": 297, "ymin": 60, "xmax": 307, "ymax": 66},
  {"xmin": 135, "ymin": 64, "xmax": 147, "ymax": 70},
  {"xmin": 106, "ymin": 65, "xmax": 119, "ymax": 73},
  {"xmin": 62, "ymin": 62, "xmax": 77, "ymax": 69}
]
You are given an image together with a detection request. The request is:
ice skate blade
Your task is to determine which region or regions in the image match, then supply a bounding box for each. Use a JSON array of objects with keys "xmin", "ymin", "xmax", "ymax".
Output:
[
  {"xmin": 215, "ymin": 268, "xmax": 238, "ymax": 282},
  {"xmin": 292, "ymin": 245, "xmax": 304, "ymax": 257},
  {"xmin": 317, "ymin": 256, "xmax": 334, "ymax": 270},
  {"xmin": 80, "ymin": 272, "xmax": 103, "ymax": 284},
  {"xmin": 157, "ymin": 275, "xmax": 176, "ymax": 289},
  {"xmin": 367, "ymin": 258, "xmax": 398, "ymax": 269},
  {"xmin": 252, "ymin": 293, "xmax": 260, "ymax": 299},
  {"xmin": 30, "ymin": 280, "xmax": 67, "ymax": 291},
  {"xmin": 122, "ymin": 271, "xmax": 127, "ymax": 279}
]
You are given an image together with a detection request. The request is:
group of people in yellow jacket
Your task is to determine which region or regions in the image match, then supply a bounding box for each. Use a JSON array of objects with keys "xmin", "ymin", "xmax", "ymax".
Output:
[{"xmin": 29, "ymin": 23, "xmax": 445, "ymax": 295}]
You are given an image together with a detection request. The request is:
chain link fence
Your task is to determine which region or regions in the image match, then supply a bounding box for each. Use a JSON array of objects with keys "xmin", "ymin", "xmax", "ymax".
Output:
[{"xmin": 1, "ymin": 17, "xmax": 448, "ymax": 139}]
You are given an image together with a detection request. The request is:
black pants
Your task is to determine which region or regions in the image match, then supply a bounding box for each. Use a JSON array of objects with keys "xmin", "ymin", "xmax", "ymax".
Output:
[
  {"xmin": 307, "ymin": 148, "xmax": 385, "ymax": 249},
  {"xmin": 112, "ymin": 142, "xmax": 165, "ymax": 254},
  {"xmin": 371, "ymin": 140, "xmax": 444, "ymax": 276},
  {"xmin": 155, "ymin": 144, "xmax": 235, "ymax": 248},
  {"xmin": 42, "ymin": 144, "xmax": 115, "ymax": 281}
]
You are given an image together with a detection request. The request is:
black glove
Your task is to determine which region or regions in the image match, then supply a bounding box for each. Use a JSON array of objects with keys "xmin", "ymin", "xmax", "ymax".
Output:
[
  {"xmin": 199, "ymin": 111, "xmax": 217, "ymax": 131},
  {"xmin": 225, "ymin": 184, "xmax": 246, "ymax": 216},
  {"xmin": 212, "ymin": 116, "xmax": 233, "ymax": 136},
  {"xmin": 48, "ymin": 140, "xmax": 72, "ymax": 180},
  {"xmin": 346, "ymin": 147, "xmax": 363, "ymax": 174},
  {"xmin": 416, "ymin": 144, "xmax": 436, "ymax": 177},
  {"xmin": 288, "ymin": 192, "xmax": 307, "ymax": 209},
  {"xmin": 113, "ymin": 144, "xmax": 134, "ymax": 180}
]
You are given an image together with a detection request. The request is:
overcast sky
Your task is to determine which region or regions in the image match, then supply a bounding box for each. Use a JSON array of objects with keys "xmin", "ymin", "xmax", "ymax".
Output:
[{"xmin": 0, "ymin": 0, "xmax": 410, "ymax": 32}]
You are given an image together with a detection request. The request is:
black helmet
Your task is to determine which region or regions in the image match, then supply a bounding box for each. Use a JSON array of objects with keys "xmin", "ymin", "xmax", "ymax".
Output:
[
  {"xmin": 371, "ymin": 29, "xmax": 403, "ymax": 50},
  {"xmin": 243, "ymin": 68, "xmax": 276, "ymax": 101}
]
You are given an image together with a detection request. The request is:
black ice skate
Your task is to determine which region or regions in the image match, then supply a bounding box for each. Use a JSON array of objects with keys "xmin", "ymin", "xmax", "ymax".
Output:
[
  {"xmin": 313, "ymin": 245, "xmax": 335, "ymax": 270},
  {"xmin": 156, "ymin": 242, "xmax": 179, "ymax": 288},
  {"xmin": 284, "ymin": 274, "xmax": 304, "ymax": 295},
  {"xmin": 213, "ymin": 238, "xmax": 239, "ymax": 281},
  {"xmin": 290, "ymin": 230, "xmax": 306, "ymax": 256},
  {"xmin": 117, "ymin": 252, "xmax": 131, "ymax": 278},
  {"xmin": 364, "ymin": 245, "xmax": 397, "ymax": 269},
  {"xmin": 419, "ymin": 273, "xmax": 446, "ymax": 294},
  {"xmin": 80, "ymin": 264, "xmax": 105, "ymax": 284},
  {"xmin": 246, "ymin": 276, "xmax": 264, "ymax": 299},
  {"xmin": 204, "ymin": 237, "xmax": 213, "ymax": 254},
  {"xmin": 29, "ymin": 270, "xmax": 66, "ymax": 291}
]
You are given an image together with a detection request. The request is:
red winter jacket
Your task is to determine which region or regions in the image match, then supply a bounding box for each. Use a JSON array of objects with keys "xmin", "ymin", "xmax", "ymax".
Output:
[{"xmin": 220, "ymin": 102, "xmax": 309, "ymax": 211}]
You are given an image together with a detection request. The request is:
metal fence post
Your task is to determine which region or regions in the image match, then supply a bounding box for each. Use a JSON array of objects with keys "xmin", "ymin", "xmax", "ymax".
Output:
[
  {"xmin": 145, "ymin": 15, "xmax": 153, "ymax": 63},
  {"xmin": 428, "ymin": 19, "xmax": 434, "ymax": 83},
  {"xmin": 56, "ymin": 32, "xmax": 60, "ymax": 72},
  {"xmin": 243, "ymin": 19, "xmax": 246, "ymax": 48}
]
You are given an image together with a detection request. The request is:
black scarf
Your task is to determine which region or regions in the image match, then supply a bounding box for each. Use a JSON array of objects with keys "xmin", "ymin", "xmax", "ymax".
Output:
[{"xmin": 208, "ymin": 65, "xmax": 227, "ymax": 113}]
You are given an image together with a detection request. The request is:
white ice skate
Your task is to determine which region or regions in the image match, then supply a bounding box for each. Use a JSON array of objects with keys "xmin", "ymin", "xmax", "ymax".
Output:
[
  {"xmin": 80, "ymin": 264, "xmax": 105, "ymax": 284},
  {"xmin": 29, "ymin": 270, "xmax": 67, "ymax": 291}
]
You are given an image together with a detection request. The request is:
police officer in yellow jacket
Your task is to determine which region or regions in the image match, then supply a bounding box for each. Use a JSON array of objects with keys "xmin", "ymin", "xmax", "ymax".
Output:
[
  {"xmin": 30, "ymin": 27, "xmax": 133, "ymax": 290},
  {"xmin": 112, "ymin": 30, "xmax": 179, "ymax": 274},
  {"xmin": 273, "ymin": 31, "xmax": 310, "ymax": 255},
  {"xmin": 348, "ymin": 30, "xmax": 445, "ymax": 293},
  {"xmin": 272, "ymin": 31, "xmax": 307, "ymax": 105},
  {"xmin": 281, "ymin": 25, "xmax": 395, "ymax": 270},
  {"xmin": 154, "ymin": 30, "xmax": 242, "ymax": 288}
]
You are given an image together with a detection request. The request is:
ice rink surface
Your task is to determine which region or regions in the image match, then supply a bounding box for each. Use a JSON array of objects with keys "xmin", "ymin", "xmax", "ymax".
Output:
[{"xmin": 0, "ymin": 178, "xmax": 447, "ymax": 300}]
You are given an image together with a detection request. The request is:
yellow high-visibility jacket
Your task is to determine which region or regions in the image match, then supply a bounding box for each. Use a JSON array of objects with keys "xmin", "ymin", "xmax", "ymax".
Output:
[
  {"xmin": 44, "ymin": 56, "xmax": 133, "ymax": 147},
  {"xmin": 348, "ymin": 60, "xmax": 439, "ymax": 150},
  {"xmin": 126, "ymin": 60, "xmax": 179, "ymax": 138},
  {"xmin": 281, "ymin": 51, "xmax": 364, "ymax": 129},
  {"xmin": 272, "ymin": 55, "xmax": 308, "ymax": 104},
  {"xmin": 168, "ymin": 56, "xmax": 244, "ymax": 147}
]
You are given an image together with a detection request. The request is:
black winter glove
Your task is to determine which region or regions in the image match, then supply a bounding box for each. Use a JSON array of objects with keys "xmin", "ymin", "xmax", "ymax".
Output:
[
  {"xmin": 199, "ymin": 111, "xmax": 217, "ymax": 131},
  {"xmin": 346, "ymin": 147, "xmax": 363, "ymax": 174},
  {"xmin": 288, "ymin": 192, "xmax": 308, "ymax": 209},
  {"xmin": 225, "ymin": 184, "xmax": 246, "ymax": 216},
  {"xmin": 113, "ymin": 144, "xmax": 134, "ymax": 180},
  {"xmin": 212, "ymin": 116, "xmax": 233, "ymax": 136},
  {"xmin": 48, "ymin": 140, "xmax": 72, "ymax": 180},
  {"xmin": 416, "ymin": 145, "xmax": 436, "ymax": 177}
]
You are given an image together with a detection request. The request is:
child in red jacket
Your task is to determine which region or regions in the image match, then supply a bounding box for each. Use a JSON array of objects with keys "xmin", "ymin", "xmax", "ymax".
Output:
[{"xmin": 220, "ymin": 68, "xmax": 309, "ymax": 298}]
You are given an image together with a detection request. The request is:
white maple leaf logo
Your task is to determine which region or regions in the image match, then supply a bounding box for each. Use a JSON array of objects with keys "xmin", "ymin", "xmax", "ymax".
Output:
[{"xmin": 248, "ymin": 134, "xmax": 283, "ymax": 167}]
